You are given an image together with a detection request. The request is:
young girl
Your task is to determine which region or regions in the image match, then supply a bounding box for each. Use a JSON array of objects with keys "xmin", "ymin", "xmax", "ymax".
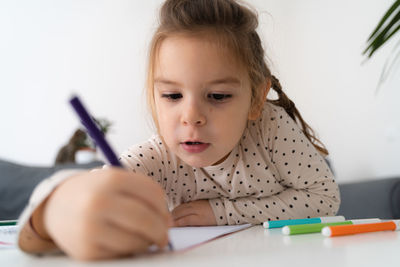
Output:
[{"xmin": 17, "ymin": 0, "xmax": 340, "ymax": 261}]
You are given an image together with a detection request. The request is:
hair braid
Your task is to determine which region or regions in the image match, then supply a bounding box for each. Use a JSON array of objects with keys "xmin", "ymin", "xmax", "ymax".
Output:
[{"xmin": 269, "ymin": 75, "xmax": 328, "ymax": 156}]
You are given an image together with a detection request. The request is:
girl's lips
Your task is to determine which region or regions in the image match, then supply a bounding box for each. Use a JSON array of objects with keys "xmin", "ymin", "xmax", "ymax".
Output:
[{"xmin": 181, "ymin": 142, "xmax": 210, "ymax": 153}]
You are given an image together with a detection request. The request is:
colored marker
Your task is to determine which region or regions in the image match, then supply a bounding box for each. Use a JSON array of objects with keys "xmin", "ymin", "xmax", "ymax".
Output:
[
  {"xmin": 322, "ymin": 220, "xmax": 400, "ymax": 237},
  {"xmin": 282, "ymin": 218, "xmax": 380, "ymax": 235},
  {"xmin": 263, "ymin": 216, "xmax": 345, "ymax": 229},
  {"xmin": 70, "ymin": 96, "xmax": 123, "ymax": 167},
  {"xmin": 0, "ymin": 220, "xmax": 18, "ymax": 226},
  {"xmin": 69, "ymin": 96, "xmax": 173, "ymax": 250}
]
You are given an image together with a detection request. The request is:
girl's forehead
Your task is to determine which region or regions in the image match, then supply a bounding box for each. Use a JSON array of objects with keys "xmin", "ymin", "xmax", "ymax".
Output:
[{"xmin": 154, "ymin": 34, "xmax": 247, "ymax": 80}]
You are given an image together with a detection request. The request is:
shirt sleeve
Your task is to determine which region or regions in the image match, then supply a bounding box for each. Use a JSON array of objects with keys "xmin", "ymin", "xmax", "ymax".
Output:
[
  {"xmin": 209, "ymin": 185, "xmax": 339, "ymax": 225},
  {"xmin": 209, "ymin": 104, "xmax": 340, "ymax": 225},
  {"xmin": 17, "ymin": 169, "xmax": 86, "ymax": 253}
]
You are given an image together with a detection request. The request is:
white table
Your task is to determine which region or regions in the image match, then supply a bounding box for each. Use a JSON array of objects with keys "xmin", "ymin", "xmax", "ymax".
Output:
[{"xmin": 0, "ymin": 225, "xmax": 398, "ymax": 266}]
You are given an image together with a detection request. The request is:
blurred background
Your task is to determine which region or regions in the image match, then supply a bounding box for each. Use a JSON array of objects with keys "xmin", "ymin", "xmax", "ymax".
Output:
[{"xmin": 0, "ymin": 0, "xmax": 399, "ymax": 183}]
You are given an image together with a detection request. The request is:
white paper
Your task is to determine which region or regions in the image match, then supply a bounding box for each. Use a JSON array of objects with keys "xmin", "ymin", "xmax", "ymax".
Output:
[
  {"xmin": 0, "ymin": 226, "xmax": 18, "ymax": 249},
  {"xmin": 168, "ymin": 224, "xmax": 252, "ymax": 251},
  {"xmin": 0, "ymin": 224, "xmax": 253, "ymax": 251}
]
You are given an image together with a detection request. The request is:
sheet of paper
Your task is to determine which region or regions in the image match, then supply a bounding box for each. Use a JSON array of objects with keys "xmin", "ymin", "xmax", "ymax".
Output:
[
  {"xmin": 168, "ymin": 224, "xmax": 252, "ymax": 251},
  {"xmin": 0, "ymin": 226, "xmax": 18, "ymax": 249},
  {"xmin": 0, "ymin": 224, "xmax": 253, "ymax": 251}
]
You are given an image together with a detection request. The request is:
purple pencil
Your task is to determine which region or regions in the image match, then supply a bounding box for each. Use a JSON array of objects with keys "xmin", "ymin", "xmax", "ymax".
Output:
[{"xmin": 69, "ymin": 95, "xmax": 122, "ymax": 167}]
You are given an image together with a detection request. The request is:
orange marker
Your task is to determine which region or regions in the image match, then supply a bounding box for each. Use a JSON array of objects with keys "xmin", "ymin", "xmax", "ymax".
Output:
[{"xmin": 322, "ymin": 220, "xmax": 400, "ymax": 237}]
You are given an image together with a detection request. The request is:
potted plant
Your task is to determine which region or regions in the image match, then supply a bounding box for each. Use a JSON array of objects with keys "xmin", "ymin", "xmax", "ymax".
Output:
[
  {"xmin": 55, "ymin": 117, "xmax": 112, "ymax": 164},
  {"xmin": 74, "ymin": 118, "xmax": 113, "ymax": 164}
]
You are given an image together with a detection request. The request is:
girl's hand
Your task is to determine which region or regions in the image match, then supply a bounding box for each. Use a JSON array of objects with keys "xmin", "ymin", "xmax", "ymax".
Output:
[
  {"xmin": 34, "ymin": 168, "xmax": 171, "ymax": 261},
  {"xmin": 171, "ymin": 200, "xmax": 217, "ymax": 227}
]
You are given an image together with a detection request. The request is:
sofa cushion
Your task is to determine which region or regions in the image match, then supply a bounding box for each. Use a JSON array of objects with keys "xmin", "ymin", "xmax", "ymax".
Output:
[
  {"xmin": 338, "ymin": 177, "xmax": 400, "ymax": 219},
  {"xmin": 391, "ymin": 181, "xmax": 400, "ymax": 219},
  {"xmin": 0, "ymin": 159, "xmax": 103, "ymax": 220}
]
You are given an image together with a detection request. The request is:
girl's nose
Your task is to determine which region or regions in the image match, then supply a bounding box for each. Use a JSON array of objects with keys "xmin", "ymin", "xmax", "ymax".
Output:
[{"xmin": 181, "ymin": 102, "xmax": 206, "ymax": 126}]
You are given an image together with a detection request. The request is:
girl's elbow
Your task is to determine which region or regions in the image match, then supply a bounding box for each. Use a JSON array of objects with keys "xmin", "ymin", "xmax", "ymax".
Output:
[{"xmin": 326, "ymin": 188, "xmax": 341, "ymax": 216}]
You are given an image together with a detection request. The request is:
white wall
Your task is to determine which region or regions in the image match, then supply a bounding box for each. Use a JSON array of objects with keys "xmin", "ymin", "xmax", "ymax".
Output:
[{"xmin": 1, "ymin": 0, "xmax": 399, "ymax": 183}]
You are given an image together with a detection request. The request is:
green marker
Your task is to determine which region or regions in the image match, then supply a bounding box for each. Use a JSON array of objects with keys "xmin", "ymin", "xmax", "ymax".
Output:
[
  {"xmin": 282, "ymin": 218, "xmax": 381, "ymax": 235},
  {"xmin": 0, "ymin": 220, "xmax": 18, "ymax": 226}
]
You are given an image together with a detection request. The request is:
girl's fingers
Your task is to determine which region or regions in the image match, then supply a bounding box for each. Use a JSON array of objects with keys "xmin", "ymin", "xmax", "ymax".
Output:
[
  {"xmin": 171, "ymin": 203, "xmax": 195, "ymax": 221},
  {"xmin": 42, "ymin": 169, "xmax": 172, "ymax": 260},
  {"xmin": 94, "ymin": 221, "xmax": 152, "ymax": 256},
  {"xmin": 108, "ymin": 169, "xmax": 171, "ymax": 221},
  {"xmin": 66, "ymin": 240, "xmax": 118, "ymax": 261},
  {"xmin": 172, "ymin": 200, "xmax": 216, "ymax": 226},
  {"xmin": 104, "ymin": 193, "xmax": 170, "ymax": 248},
  {"xmin": 173, "ymin": 214, "xmax": 201, "ymax": 227}
]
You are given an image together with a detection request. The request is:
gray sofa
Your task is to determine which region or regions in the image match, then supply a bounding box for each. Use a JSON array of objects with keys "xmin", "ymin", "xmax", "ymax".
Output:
[
  {"xmin": 337, "ymin": 177, "xmax": 400, "ymax": 219},
  {"xmin": 0, "ymin": 159, "xmax": 103, "ymax": 220},
  {"xmin": 0, "ymin": 158, "xmax": 399, "ymax": 220}
]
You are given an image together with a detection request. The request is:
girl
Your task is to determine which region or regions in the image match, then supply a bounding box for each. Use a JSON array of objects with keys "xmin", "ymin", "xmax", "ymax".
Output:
[{"xmin": 17, "ymin": 0, "xmax": 340, "ymax": 261}]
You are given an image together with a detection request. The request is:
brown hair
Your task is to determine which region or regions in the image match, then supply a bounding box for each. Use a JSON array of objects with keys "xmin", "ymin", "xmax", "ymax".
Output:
[{"xmin": 146, "ymin": 0, "xmax": 328, "ymax": 156}]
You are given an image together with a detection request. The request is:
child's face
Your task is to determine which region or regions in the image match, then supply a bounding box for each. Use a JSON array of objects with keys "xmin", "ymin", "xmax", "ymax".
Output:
[{"xmin": 154, "ymin": 35, "xmax": 254, "ymax": 167}]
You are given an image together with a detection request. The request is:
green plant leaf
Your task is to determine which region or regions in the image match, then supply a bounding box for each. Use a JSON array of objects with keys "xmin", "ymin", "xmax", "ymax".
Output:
[
  {"xmin": 382, "ymin": 21, "xmax": 400, "ymax": 44},
  {"xmin": 364, "ymin": 0, "xmax": 400, "ymax": 58},
  {"xmin": 368, "ymin": 12, "xmax": 400, "ymax": 57},
  {"xmin": 366, "ymin": 0, "xmax": 400, "ymax": 42}
]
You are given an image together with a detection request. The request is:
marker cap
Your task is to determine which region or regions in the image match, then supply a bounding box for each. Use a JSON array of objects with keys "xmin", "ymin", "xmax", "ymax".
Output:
[
  {"xmin": 282, "ymin": 226, "xmax": 290, "ymax": 235},
  {"xmin": 322, "ymin": 227, "xmax": 332, "ymax": 236}
]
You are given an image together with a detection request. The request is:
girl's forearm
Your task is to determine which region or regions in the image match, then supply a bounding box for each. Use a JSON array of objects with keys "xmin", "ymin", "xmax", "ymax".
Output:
[
  {"xmin": 18, "ymin": 198, "xmax": 58, "ymax": 253},
  {"xmin": 211, "ymin": 188, "xmax": 340, "ymax": 225}
]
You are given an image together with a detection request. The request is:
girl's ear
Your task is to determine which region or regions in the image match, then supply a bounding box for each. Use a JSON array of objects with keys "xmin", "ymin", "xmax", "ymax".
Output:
[{"xmin": 248, "ymin": 80, "xmax": 271, "ymax": 120}]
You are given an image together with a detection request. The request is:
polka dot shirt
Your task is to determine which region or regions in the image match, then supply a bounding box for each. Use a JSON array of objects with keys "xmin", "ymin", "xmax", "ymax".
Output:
[{"xmin": 120, "ymin": 102, "xmax": 340, "ymax": 225}]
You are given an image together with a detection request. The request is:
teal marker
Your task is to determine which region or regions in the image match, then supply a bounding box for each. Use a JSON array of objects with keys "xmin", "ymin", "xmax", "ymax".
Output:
[
  {"xmin": 0, "ymin": 220, "xmax": 18, "ymax": 226},
  {"xmin": 263, "ymin": 216, "xmax": 345, "ymax": 229},
  {"xmin": 281, "ymin": 218, "xmax": 381, "ymax": 235}
]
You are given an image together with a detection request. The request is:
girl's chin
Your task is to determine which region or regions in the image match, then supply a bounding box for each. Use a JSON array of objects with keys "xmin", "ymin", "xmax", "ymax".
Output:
[
  {"xmin": 179, "ymin": 153, "xmax": 231, "ymax": 168},
  {"xmin": 212, "ymin": 152, "xmax": 231, "ymax": 165}
]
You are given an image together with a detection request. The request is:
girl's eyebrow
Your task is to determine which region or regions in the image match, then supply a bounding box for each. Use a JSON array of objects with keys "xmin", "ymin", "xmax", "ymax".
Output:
[
  {"xmin": 154, "ymin": 78, "xmax": 182, "ymax": 86},
  {"xmin": 206, "ymin": 77, "xmax": 241, "ymax": 86},
  {"xmin": 154, "ymin": 77, "xmax": 241, "ymax": 86}
]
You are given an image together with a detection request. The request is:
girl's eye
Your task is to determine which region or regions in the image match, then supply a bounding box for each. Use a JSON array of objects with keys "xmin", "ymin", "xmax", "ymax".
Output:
[
  {"xmin": 161, "ymin": 93, "xmax": 182, "ymax": 100},
  {"xmin": 208, "ymin": 93, "xmax": 232, "ymax": 102}
]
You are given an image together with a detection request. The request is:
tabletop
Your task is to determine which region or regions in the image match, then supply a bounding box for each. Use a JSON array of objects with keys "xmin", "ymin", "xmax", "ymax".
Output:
[{"xmin": 0, "ymin": 225, "xmax": 398, "ymax": 266}]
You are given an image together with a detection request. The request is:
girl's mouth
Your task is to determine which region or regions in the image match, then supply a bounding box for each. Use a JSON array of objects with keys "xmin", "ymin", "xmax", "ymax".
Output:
[
  {"xmin": 185, "ymin": 141, "xmax": 203, "ymax": 145},
  {"xmin": 181, "ymin": 141, "xmax": 210, "ymax": 153}
]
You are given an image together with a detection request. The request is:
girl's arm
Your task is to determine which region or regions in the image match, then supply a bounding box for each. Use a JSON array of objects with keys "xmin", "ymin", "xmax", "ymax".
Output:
[
  {"xmin": 17, "ymin": 169, "xmax": 85, "ymax": 253},
  {"xmin": 207, "ymin": 183, "xmax": 340, "ymax": 225},
  {"xmin": 171, "ymin": 180, "xmax": 339, "ymax": 226},
  {"xmin": 17, "ymin": 169, "xmax": 171, "ymax": 261},
  {"xmin": 170, "ymin": 150, "xmax": 339, "ymax": 226}
]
